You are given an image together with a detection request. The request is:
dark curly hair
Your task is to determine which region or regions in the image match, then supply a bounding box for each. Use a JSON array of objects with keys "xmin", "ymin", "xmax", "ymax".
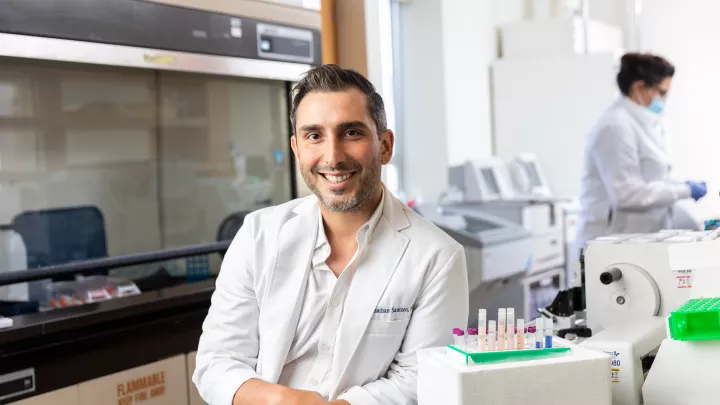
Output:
[
  {"xmin": 617, "ymin": 52, "xmax": 675, "ymax": 96},
  {"xmin": 290, "ymin": 64, "xmax": 387, "ymax": 136}
]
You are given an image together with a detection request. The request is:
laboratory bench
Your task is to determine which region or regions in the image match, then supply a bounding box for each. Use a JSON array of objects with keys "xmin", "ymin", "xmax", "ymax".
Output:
[{"xmin": 0, "ymin": 244, "xmax": 226, "ymax": 405}]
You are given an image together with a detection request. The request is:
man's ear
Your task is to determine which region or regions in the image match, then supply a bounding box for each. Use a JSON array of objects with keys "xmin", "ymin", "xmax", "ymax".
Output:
[
  {"xmin": 290, "ymin": 135, "xmax": 298, "ymax": 159},
  {"xmin": 380, "ymin": 130, "xmax": 395, "ymax": 165}
]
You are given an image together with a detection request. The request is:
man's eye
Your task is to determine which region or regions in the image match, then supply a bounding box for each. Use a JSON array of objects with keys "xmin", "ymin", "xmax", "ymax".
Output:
[
  {"xmin": 307, "ymin": 133, "xmax": 321, "ymax": 140},
  {"xmin": 346, "ymin": 129, "xmax": 361, "ymax": 137}
]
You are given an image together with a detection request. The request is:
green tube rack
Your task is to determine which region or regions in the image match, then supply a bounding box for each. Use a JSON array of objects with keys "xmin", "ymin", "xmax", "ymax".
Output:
[
  {"xmin": 447, "ymin": 345, "xmax": 571, "ymax": 365},
  {"xmin": 668, "ymin": 297, "xmax": 720, "ymax": 341}
]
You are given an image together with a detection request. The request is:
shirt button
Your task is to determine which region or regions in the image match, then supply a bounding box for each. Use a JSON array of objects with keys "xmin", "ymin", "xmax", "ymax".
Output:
[
  {"xmin": 330, "ymin": 298, "xmax": 340, "ymax": 307},
  {"xmin": 309, "ymin": 379, "xmax": 319, "ymax": 387},
  {"xmin": 320, "ymin": 343, "xmax": 331, "ymax": 353}
]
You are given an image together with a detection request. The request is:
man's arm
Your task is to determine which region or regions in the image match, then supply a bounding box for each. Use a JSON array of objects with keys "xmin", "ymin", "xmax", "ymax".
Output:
[
  {"xmin": 336, "ymin": 246, "xmax": 469, "ymax": 405},
  {"xmin": 233, "ymin": 379, "xmax": 332, "ymax": 405},
  {"xmin": 192, "ymin": 215, "xmax": 266, "ymax": 405},
  {"xmin": 192, "ymin": 217, "xmax": 340, "ymax": 405}
]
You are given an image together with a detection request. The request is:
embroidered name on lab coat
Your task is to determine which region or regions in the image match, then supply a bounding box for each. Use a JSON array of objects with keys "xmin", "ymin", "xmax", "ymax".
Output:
[{"xmin": 374, "ymin": 308, "xmax": 411, "ymax": 314}]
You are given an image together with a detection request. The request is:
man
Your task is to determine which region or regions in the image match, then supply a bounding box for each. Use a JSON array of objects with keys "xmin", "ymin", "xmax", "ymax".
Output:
[{"xmin": 193, "ymin": 65, "xmax": 469, "ymax": 405}]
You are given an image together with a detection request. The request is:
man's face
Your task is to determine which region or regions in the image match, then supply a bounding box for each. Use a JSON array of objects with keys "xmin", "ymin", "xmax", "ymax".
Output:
[{"xmin": 291, "ymin": 88, "xmax": 394, "ymax": 212}]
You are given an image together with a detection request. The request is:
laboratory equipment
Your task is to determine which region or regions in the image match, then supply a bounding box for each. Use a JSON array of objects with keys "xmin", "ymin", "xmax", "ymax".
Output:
[
  {"xmin": 580, "ymin": 317, "xmax": 666, "ymax": 405},
  {"xmin": 498, "ymin": 308, "xmax": 507, "ymax": 351},
  {"xmin": 579, "ymin": 230, "xmax": 720, "ymax": 405},
  {"xmin": 416, "ymin": 204, "xmax": 533, "ymax": 324},
  {"xmin": 508, "ymin": 153, "xmax": 553, "ymax": 198},
  {"xmin": 517, "ymin": 319, "xmax": 525, "ymax": 349},
  {"xmin": 527, "ymin": 326, "xmax": 537, "ymax": 348},
  {"xmin": 417, "ymin": 342, "xmax": 611, "ymax": 405},
  {"xmin": 448, "ymin": 158, "xmax": 514, "ymax": 202},
  {"xmin": 439, "ymin": 199, "xmax": 564, "ymax": 276},
  {"xmin": 453, "ymin": 329, "xmax": 465, "ymax": 347},
  {"xmin": 444, "ymin": 155, "xmax": 575, "ymax": 321},
  {"xmin": 543, "ymin": 318, "xmax": 553, "ymax": 348},
  {"xmin": 506, "ymin": 308, "xmax": 515, "ymax": 350},
  {"xmin": 584, "ymin": 230, "xmax": 720, "ymax": 335},
  {"xmin": 467, "ymin": 328, "xmax": 479, "ymax": 349},
  {"xmin": 488, "ymin": 321, "xmax": 497, "ymax": 352},
  {"xmin": 0, "ymin": 0, "xmax": 317, "ymax": 273},
  {"xmin": 535, "ymin": 321, "xmax": 544, "ymax": 348},
  {"xmin": 478, "ymin": 309, "xmax": 487, "ymax": 352}
]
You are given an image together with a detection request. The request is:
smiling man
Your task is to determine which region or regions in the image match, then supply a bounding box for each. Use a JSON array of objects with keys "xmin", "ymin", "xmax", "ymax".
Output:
[{"xmin": 193, "ymin": 65, "xmax": 469, "ymax": 405}]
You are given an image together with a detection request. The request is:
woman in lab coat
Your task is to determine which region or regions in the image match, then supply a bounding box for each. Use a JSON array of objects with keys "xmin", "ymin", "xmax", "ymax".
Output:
[{"xmin": 574, "ymin": 53, "xmax": 707, "ymax": 257}]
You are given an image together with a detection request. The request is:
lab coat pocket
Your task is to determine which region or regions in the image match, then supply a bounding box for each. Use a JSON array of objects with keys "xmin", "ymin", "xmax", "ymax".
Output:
[
  {"xmin": 355, "ymin": 318, "xmax": 410, "ymax": 382},
  {"xmin": 366, "ymin": 318, "xmax": 411, "ymax": 336}
]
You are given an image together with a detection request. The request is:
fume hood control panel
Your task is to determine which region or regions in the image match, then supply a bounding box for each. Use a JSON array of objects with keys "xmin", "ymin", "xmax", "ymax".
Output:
[{"xmin": 0, "ymin": 0, "xmax": 321, "ymax": 66}]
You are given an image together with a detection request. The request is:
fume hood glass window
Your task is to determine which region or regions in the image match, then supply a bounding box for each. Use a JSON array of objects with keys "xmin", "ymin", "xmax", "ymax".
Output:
[
  {"xmin": 158, "ymin": 72, "xmax": 292, "ymax": 248},
  {"xmin": 0, "ymin": 60, "xmax": 161, "ymax": 269},
  {"xmin": 0, "ymin": 58, "xmax": 294, "ymax": 276}
]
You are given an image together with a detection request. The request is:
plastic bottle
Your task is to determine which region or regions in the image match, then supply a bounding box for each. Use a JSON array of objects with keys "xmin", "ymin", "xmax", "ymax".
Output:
[
  {"xmin": 0, "ymin": 225, "xmax": 28, "ymax": 301},
  {"xmin": 467, "ymin": 328, "xmax": 479, "ymax": 349},
  {"xmin": 527, "ymin": 326, "xmax": 536, "ymax": 348}
]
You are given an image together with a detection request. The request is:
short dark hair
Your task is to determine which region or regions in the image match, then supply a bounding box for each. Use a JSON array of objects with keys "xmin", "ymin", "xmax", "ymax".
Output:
[
  {"xmin": 290, "ymin": 64, "xmax": 387, "ymax": 136},
  {"xmin": 616, "ymin": 52, "xmax": 675, "ymax": 96}
]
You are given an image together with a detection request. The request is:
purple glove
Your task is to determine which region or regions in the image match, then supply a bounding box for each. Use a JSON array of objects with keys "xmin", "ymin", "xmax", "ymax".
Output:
[{"xmin": 686, "ymin": 181, "xmax": 707, "ymax": 201}]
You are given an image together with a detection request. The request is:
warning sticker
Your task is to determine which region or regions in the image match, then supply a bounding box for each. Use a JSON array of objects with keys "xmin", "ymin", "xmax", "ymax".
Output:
[
  {"xmin": 673, "ymin": 269, "xmax": 693, "ymax": 289},
  {"xmin": 603, "ymin": 350, "xmax": 621, "ymax": 383}
]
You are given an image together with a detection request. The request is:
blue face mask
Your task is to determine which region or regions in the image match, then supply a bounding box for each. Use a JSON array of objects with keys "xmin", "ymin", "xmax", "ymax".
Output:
[{"xmin": 648, "ymin": 96, "xmax": 665, "ymax": 114}]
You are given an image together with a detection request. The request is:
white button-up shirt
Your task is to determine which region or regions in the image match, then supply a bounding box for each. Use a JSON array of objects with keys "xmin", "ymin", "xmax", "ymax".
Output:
[{"xmin": 276, "ymin": 191, "xmax": 385, "ymax": 397}]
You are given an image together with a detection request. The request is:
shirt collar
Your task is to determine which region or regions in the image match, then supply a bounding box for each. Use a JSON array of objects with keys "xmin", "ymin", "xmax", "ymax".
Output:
[
  {"xmin": 315, "ymin": 188, "xmax": 386, "ymax": 251},
  {"xmin": 619, "ymin": 95, "xmax": 662, "ymax": 127}
]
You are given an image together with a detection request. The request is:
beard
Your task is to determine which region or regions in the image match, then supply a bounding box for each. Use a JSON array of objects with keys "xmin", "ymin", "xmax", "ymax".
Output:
[{"xmin": 300, "ymin": 153, "xmax": 382, "ymax": 212}]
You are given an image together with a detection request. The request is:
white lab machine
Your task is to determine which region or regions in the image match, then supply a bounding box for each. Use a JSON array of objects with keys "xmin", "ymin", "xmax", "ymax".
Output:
[
  {"xmin": 642, "ymin": 261, "xmax": 720, "ymax": 405},
  {"xmin": 580, "ymin": 317, "xmax": 667, "ymax": 405},
  {"xmin": 416, "ymin": 205, "xmax": 534, "ymax": 324},
  {"xmin": 448, "ymin": 158, "xmax": 515, "ymax": 203},
  {"xmin": 581, "ymin": 230, "xmax": 720, "ymax": 405},
  {"xmin": 447, "ymin": 157, "xmax": 566, "ymax": 275},
  {"xmin": 583, "ymin": 231, "xmax": 718, "ymax": 335},
  {"xmin": 508, "ymin": 153, "xmax": 553, "ymax": 199},
  {"xmin": 417, "ymin": 340, "xmax": 612, "ymax": 405}
]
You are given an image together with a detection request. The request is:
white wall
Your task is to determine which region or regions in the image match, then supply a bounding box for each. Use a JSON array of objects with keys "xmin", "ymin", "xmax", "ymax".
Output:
[
  {"xmin": 441, "ymin": 0, "xmax": 496, "ymax": 166},
  {"xmin": 397, "ymin": 0, "xmax": 525, "ymax": 201},
  {"xmin": 640, "ymin": 0, "xmax": 720, "ymax": 220},
  {"xmin": 396, "ymin": 0, "xmax": 448, "ymax": 201}
]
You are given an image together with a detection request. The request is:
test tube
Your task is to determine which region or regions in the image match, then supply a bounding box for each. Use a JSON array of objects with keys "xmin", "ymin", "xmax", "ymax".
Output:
[
  {"xmin": 488, "ymin": 320, "xmax": 497, "ymax": 352},
  {"xmin": 507, "ymin": 308, "xmax": 515, "ymax": 350},
  {"xmin": 535, "ymin": 320, "xmax": 544, "ymax": 349},
  {"xmin": 517, "ymin": 319, "xmax": 525, "ymax": 350},
  {"xmin": 467, "ymin": 328, "xmax": 479, "ymax": 349},
  {"xmin": 497, "ymin": 309, "xmax": 506, "ymax": 351},
  {"xmin": 527, "ymin": 326, "xmax": 536, "ymax": 348},
  {"xmin": 478, "ymin": 309, "xmax": 487, "ymax": 352},
  {"xmin": 454, "ymin": 329, "xmax": 465, "ymax": 347},
  {"xmin": 544, "ymin": 318, "xmax": 553, "ymax": 348}
]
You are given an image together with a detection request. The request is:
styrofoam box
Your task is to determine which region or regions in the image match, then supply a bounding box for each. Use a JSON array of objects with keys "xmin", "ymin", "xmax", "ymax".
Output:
[
  {"xmin": 7, "ymin": 386, "xmax": 79, "ymax": 405},
  {"xmin": 418, "ymin": 341, "xmax": 611, "ymax": 405},
  {"xmin": 500, "ymin": 17, "xmax": 623, "ymax": 59},
  {"xmin": 186, "ymin": 352, "xmax": 208, "ymax": 405},
  {"xmin": 78, "ymin": 355, "xmax": 188, "ymax": 405}
]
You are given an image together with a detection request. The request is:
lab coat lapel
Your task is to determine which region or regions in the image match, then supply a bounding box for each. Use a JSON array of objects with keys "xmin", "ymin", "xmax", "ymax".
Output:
[
  {"xmin": 258, "ymin": 197, "xmax": 318, "ymax": 383},
  {"xmin": 331, "ymin": 195, "xmax": 411, "ymax": 396}
]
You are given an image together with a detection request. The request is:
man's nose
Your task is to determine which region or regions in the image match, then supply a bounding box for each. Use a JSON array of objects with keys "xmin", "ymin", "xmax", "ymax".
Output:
[{"xmin": 324, "ymin": 135, "xmax": 347, "ymax": 167}]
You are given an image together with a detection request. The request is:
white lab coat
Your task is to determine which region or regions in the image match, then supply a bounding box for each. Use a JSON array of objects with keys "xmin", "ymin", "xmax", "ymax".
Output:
[
  {"xmin": 193, "ymin": 187, "xmax": 469, "ymax": 405},
  {"xmin": 574, "ymin": 96, "xmax": 691, "ymax": 256}
]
